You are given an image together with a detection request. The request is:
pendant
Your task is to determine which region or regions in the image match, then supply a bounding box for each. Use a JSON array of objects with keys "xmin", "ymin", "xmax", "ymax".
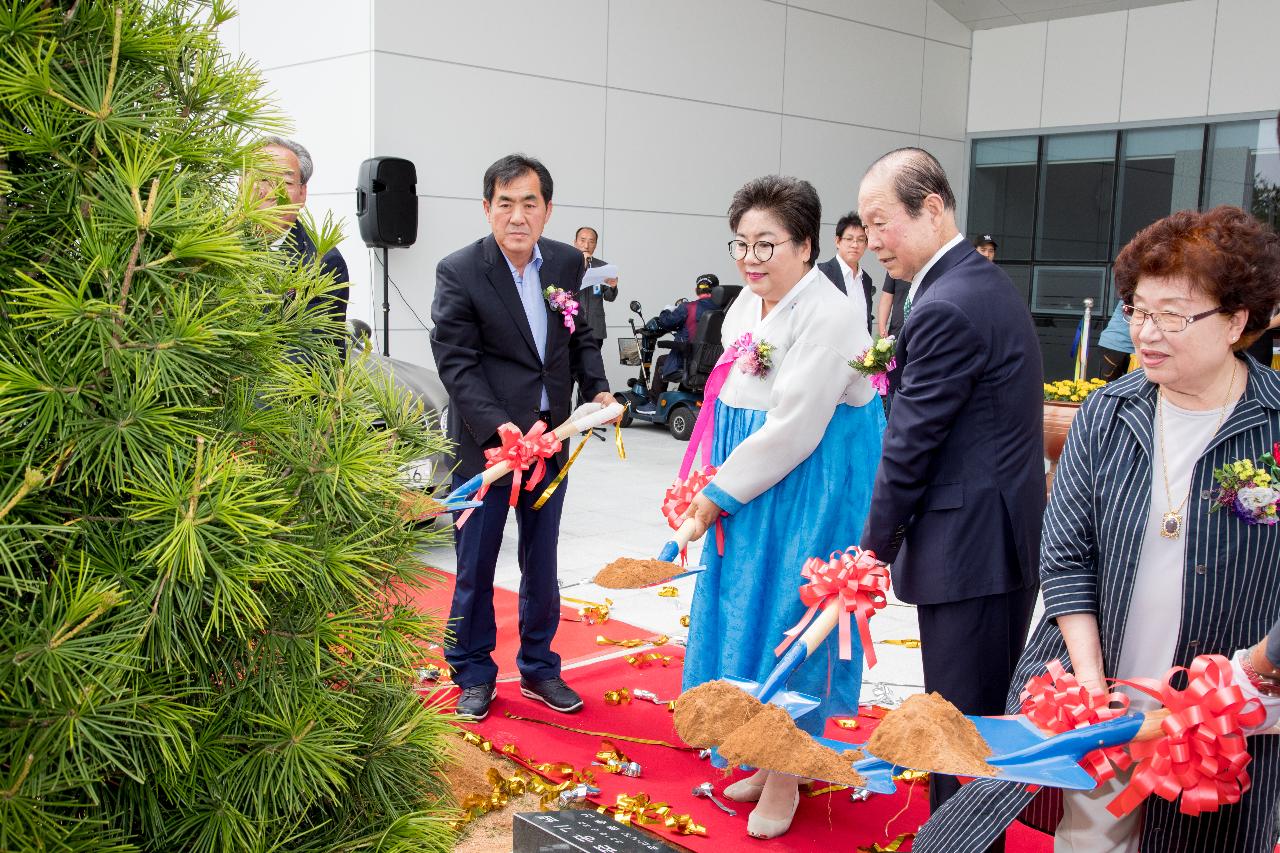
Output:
[{"xmin": 1160, "ymin": 511, "xmax": 1183, "ymax": 540}]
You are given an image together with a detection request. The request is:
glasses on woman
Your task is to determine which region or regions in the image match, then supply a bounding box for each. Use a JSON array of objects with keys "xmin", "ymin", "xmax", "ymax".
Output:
[
  {"xmin": 1121, "ymin": 304, "xmax": 1229, "ymax": 333},
  {"xmin": 728, "ymin": 238, "xmax": 794, "ymax": 263}
]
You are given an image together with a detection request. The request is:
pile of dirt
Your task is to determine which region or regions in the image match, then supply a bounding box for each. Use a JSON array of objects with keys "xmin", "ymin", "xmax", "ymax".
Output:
[
  {"xmin": 445, "ymin": 739, "xmax": 548, "ymax": 853},
  {"xmin": 867, "ymin": 692, "xmax": 997, "ymax": 777},
  {"xmin": 673, "ymin": 680, "xmax": 766, "ymax": 748},
  {"xmin": 718, "ymin": 705, "xmax": 866, "ymax": 787},
  {"xmin": 593, "ymin": 557, "xmax": 681, "ymax": 589}
]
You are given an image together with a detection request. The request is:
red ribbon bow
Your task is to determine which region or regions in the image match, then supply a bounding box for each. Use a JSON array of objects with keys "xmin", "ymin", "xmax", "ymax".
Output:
[
  {"xmin": 660, "ymin": 466, "xmax": 723, "ymax": 564},
  {"xmin": 1020, "ymin": 659, "xmax": 1132, "ymax": 783},
  {"xmin": 775, "ymin": 547, "xmax": 889, "ymax": 667},
  {"xmin": 1108, "ymin": 654, "xmax": 1266, "ymax": 818},
  {"xmin": 482, "ymin": 422, "xmax": 562, "ymax": 507}
]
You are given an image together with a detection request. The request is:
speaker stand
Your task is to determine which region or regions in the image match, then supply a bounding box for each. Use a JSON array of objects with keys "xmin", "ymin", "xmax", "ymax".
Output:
[{"xmin": 381, "ymin": 246, "xmax": 391, "ymax": 357}]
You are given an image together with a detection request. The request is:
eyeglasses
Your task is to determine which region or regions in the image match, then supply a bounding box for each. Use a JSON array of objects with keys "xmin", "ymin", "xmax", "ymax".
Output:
[
  {"xmin": 729, "ymin": 238, "xmax": 794, "ymax": 263},
  {"xmin": 839, "ymin": 235, "xmax": 869, "ymax": 246},
  {"xmin": 1120, "ymin": 304, "xmax": 1229, "ymax": 333}
]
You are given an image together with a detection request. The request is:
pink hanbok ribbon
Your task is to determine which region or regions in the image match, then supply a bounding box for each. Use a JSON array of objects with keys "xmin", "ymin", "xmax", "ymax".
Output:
[{"xmin": 677, "ymin": 337, "xmax": 754, "ymax": 480}]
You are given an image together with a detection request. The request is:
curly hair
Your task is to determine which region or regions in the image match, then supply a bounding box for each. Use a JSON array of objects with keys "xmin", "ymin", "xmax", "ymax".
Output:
[
  {"xmin": 727, "ymin": 175, "xmax": 821, "ymax": 265},
  {"xmin": 1113, "ymin": 206, "xmax": 1280, "ymax": 349}
]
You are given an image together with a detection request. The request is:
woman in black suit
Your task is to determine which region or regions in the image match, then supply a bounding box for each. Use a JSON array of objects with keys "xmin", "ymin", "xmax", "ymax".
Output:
[{"xmin": 916, "ymin": 206, "xmax": 1280, "ymax": 853}]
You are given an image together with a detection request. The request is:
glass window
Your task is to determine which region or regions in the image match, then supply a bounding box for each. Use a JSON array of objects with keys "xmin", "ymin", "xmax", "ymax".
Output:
[
  {"xmin": 1031, "ymin": 266, "xmax": 1108, "ymax": 314},
  {"xmin": 1203, "ymin": 118, "xmax": 1280, "ymax": 229},
  {"xmin": 1114, "ymin": 125, "xmax": 1204, "ymax": 251},
  {"xmin": 967, "ymin": 137, "xmax": 1038, "ymax": 261},
  {"xmin": 1036, "ymin": 132, "xmax": 1116, "ymax": 262}
]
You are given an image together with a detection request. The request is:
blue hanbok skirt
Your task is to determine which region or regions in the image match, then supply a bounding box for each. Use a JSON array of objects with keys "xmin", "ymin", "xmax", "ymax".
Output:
[{"xmin": 682, "ymin": 399, "xmax": 885, "ymax": 736}]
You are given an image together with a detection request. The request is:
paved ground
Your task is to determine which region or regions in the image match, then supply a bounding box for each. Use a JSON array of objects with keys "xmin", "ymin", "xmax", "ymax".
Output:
[{"xmin": 421, "ymin": 420, "xmax": 933, "ymax": 707}]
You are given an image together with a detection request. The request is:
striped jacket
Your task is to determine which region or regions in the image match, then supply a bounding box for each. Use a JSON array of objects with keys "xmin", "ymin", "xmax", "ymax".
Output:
[{"xmin": 916, "ymin": 357, "xmax": 1280, "ymax": 853}]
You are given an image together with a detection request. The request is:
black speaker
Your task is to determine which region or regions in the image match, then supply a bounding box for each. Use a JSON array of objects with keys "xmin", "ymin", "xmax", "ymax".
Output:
[{"xmin": 356, "ymin": 157, "xmax": 417, "ymax": 247}]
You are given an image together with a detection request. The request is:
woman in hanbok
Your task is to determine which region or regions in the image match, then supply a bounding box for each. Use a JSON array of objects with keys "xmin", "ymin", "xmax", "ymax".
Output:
[{"xmin": 679, "ymin": 175, "xmax": 885, "ymax": 838}]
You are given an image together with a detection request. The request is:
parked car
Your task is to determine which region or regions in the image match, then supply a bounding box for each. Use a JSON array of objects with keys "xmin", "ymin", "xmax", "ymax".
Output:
[{"xmin": 348, "ymin": 320, "xmax": 452, "ymax": 496}]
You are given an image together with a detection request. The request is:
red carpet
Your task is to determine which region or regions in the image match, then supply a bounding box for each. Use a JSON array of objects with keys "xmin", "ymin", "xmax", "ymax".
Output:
[
  {"xmin": 392, "ymin": 568, "xmax": 664, "ymax": 681},
  {"xmin": 409, "ymin": 569, "xmax": 1055, "ymax": 851}
]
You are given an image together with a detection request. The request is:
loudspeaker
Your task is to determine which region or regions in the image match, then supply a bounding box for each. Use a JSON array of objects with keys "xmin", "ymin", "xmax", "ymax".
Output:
[{"xmin": 356, "ymin": 157, "xmax": 417, "ymax": 248}]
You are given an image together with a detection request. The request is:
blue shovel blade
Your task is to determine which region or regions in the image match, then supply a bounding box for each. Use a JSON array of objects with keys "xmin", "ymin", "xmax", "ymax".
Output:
[
  {"xmin": 442, "ymin": 472, "xmax": 485, "ymax": 504},
  {"xmin": 963, "ymin": 715, "xmax": 1099, "ymax": 791},
  {"xmin": 438, "ymin": 498, "xmax": 484, "ymax": 513}
]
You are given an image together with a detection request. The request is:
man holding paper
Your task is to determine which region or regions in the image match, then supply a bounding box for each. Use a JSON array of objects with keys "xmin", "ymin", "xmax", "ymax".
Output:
[{"xmin": 573, "ymin": 226, "xmax": 619, "ymax": 344}]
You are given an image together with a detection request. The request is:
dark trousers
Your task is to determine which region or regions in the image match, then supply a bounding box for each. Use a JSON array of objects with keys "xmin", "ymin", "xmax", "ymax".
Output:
[
  {"xmin": 915, "ymin": 583, "xmax": 1039, "ymax": 853},
  {"xmin": 446, "ymin": 452, "xmax": 567, "ymax": 688}
]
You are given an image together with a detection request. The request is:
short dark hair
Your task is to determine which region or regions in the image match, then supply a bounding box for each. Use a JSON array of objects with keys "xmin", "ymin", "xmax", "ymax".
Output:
[
  {"xmin": 574, "ymin": 226, "xmax": 598, "ymax": 241},
  {"xmin": 483, "ymin": 154, "xmax": 553, "ymax": 204},
  {"xmin": 727, "ymin": 175, "xmax": 822, "ymax": 265},
  {"xmin": 866, "ymin": 147, "xmax": 956, "ymax": 217},
  {"xmin": 1114, "ymin": 206, "xmax": 1280, "ymax": 350},
  {"xmin": 835, "ymin": 212, "xmax": 864, "ymax": 239}
]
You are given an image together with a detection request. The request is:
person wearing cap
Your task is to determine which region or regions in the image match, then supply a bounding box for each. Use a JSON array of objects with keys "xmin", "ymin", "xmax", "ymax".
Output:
[
  {"xmin": 974, "ymin": 234, "xmax": 998, "ymax": 262},
  {"xmin": 817, "ymin": 211, "xmax": 876, "ymax": 334},
  {"xmin": 640, "ymin": 274, "xmax": 719, "ymax": 407}
]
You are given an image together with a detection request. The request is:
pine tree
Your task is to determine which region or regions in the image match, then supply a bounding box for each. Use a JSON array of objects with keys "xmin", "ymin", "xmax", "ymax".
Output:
[{"xmin": 0, "ymin": 2, "xmax": 457, "ymax": 850}]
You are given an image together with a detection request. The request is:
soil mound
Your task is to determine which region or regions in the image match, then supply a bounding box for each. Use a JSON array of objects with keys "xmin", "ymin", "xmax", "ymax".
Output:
[
  {"xmin": 672, "ymin": 680, "xmax": 766, "ymax": 748},
  {"xmin": 594, "ymin": 557, "xmax": 681, "ymax": 589},
  {"xmin": 718, "ymin": 704, "xmax": 867, "ymax": 787},
  {"xmin": 866, "ymin": 692, "xmax": 997, "ymax": 777}
]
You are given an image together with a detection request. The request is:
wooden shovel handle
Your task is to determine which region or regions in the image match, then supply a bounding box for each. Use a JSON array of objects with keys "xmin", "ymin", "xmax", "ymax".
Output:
[{"xmin": 1132, "ymin": 708, "xmax": 1171, "ymax": 742}]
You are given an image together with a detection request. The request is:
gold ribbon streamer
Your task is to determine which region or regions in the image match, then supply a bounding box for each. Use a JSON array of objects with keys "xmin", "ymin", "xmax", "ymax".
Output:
[
  {"xmin": 657, "ymin": 586, "xmax": 679, "ymax": 598},
  {"xmin": 595, "ymin": 740, "xmax": 630, "ymax": 764},
  {"xmin": 503, "ymin": 712, "xmax": 700, "ymax": 751},
  {"xmin": 615, "ymin": 421, "xmax": 626, "ymax": 459},
  {"xmin": 460, "ymin": 730, "xmax": 493, "ymax": 752},
  {"xmin": 893, "ymin": 769, "xmax": 929, "ymax": 783},
  {"xmin": 533, "ymin": 433, "xmax": 590, "ymax": 509},
  {"xmin": 837, "ymin": 718, "xmax": 860, "ymax": 729},
  {"xmin": 604, "ymin": 688, "xmax": 632, "ymax": 706},
  {"xmin": 679, "ymin": 614, "xmax": 690, "ymax": 628},
  {"xmin": 600, "ymin": 794, "xmax": 707, "ymax": 836},
  {"xmin": 624, "ymin": 652, "xmax": 675, "ymax": 668},
  {"xmin": 878, "ymin": 638, "xmax": 922, "ymax": 649},
  {"xmin": 806, "ymin": 783, "xmax": 849, "ymax": 797},
  {"xmin": 562, "ymin": 595, "xmax": 613, "ymax": 625},
  {"xmin": 597, "ymin": 634, "xmax": 670, "ymax": 649},
  {"xmin": 857, "ymin": 832, "xmax": 916, "ymax": 852}
]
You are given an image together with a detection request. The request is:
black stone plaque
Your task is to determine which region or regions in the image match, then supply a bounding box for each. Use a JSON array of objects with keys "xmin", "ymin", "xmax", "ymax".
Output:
[{"xmin": 512, "ymin": 810, "xmax": 681, "ymax": 853}]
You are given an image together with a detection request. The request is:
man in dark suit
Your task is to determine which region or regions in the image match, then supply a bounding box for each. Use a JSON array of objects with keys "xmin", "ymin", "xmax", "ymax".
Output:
[
  {"xmin": 817, "ymin": 211, "xmax": 876, "ymax": 335},
  {"xmin": 255, "ymin": 137, "xmax": 350, "ymax": 362},
  {"xmin": 572, "ymin": 226, "xmax": 618, "ymax": 343},
  {"xmin": 431, "ymin": 154, "xmax": 612, "ymax": 722},
  {"xmin": 857, "ymin": 148, "xmax": 1044, "ymax": 841}
]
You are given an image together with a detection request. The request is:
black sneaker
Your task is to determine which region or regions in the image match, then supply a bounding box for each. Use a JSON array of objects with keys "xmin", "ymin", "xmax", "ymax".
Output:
[
  {"xmin": 519, "ymin": 676, "xmax": 583, "ymax": 713},
  {"xmin": 454, "ymin": 682, "xmax": 497, "ymax": 721}
]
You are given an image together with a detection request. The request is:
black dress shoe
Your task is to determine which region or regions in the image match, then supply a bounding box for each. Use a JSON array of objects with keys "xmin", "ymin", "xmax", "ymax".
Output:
[
  {"xmin": 519, "ymin": 676, "xmax": 583, "ymax": 713},
  {"xmin": 455, "ymin": 682, "xmax": 497, "ymax": 721}
]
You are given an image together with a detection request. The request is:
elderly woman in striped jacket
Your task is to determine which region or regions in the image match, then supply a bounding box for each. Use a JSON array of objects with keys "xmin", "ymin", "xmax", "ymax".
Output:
[{"xmin": 915, "ymin": 206, "xmax": 1280, "ymax": 853}]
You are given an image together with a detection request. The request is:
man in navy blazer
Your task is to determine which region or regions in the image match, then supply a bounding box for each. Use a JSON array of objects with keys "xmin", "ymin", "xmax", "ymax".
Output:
[
  {"xmin": 431, "ymin": 154, "xmax": 612, "ymax": 722},
  {"xmin": 817, "ymin": 211, "xmax": 876, "ymax": 335},
  {"xmin": 858, "ymin": 149, "xmax": 1044, "ymax": 833}
]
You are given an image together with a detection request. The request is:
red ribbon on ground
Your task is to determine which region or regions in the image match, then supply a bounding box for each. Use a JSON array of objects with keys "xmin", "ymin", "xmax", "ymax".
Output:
[
  {"xmin": 482, "ymin": 422, "xmax": 562, "ymax": 507},
  {"xmin": 1107, "ymin": 654, "xmax": 1265, "ymax": 818},
  {"xmin": 1019, "ymin": 659, "xmax": 1132, "ymax": 783},
  {"xmin": 775, "ymin": 547, "xmax": 889, "ymax": 667},
  {"xmin": 661, "ymin": 465, "xmax": 724, "ymax": 563}
]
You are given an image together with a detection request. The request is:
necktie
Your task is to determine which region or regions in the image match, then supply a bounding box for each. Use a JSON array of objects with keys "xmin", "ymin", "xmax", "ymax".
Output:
[{"xmin": 903, "ymin": 294, "xmax": 913, "ymax": 323}]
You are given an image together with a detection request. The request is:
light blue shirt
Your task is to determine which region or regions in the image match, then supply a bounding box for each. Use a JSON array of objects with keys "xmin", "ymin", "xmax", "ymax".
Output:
[
  {"xmin": 504, "ymin": 243, "xmax": 550, "ymax": 410},
  {"xmin": 1097, "ymin": 301, "xmax": 1134, "ymax": 353}
]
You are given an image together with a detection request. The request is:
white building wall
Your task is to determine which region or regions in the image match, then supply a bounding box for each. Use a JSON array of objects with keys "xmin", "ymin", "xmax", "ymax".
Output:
[
  {"xmin": 227, "ymin": 0, "xmax": 973, "ymax": 383},
  {"xmin": 969, "ymin": 0, "xmax": 1280, "ymax": 134}
]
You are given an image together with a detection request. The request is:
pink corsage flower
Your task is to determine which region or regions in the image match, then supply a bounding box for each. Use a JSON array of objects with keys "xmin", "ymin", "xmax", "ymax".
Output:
[
  {"xmin": 733, "ymin": 332, "xmax": 774, "ymax": 378},
  {"xmin": 544, "ymin": 285, "xmax": 579, "ymax": 333}
]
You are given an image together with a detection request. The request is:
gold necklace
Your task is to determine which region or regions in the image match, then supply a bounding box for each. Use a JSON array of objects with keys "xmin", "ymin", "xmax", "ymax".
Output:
[{"xmin": 1155, "ymin": 360, "xmax": 1237, "ymax": 539}]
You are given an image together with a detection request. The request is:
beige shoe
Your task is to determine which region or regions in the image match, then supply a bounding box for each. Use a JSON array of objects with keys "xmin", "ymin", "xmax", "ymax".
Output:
[
  {"xmin": 722, "ymin": 776, "xmax": 767, "ymax": 803},
  {"xmin": 746, "ymin": 787, "xmax": 800, "ymax": 839}
]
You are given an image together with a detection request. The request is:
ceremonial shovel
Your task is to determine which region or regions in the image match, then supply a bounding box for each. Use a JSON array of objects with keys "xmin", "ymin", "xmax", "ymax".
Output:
[
  {"xmin": 848, "ymin": 709, "xmax": 1173, "ymax": 795},
  {"xmin": 441, "ymin": 401, "xmax": 624, "ymax": 507}
]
